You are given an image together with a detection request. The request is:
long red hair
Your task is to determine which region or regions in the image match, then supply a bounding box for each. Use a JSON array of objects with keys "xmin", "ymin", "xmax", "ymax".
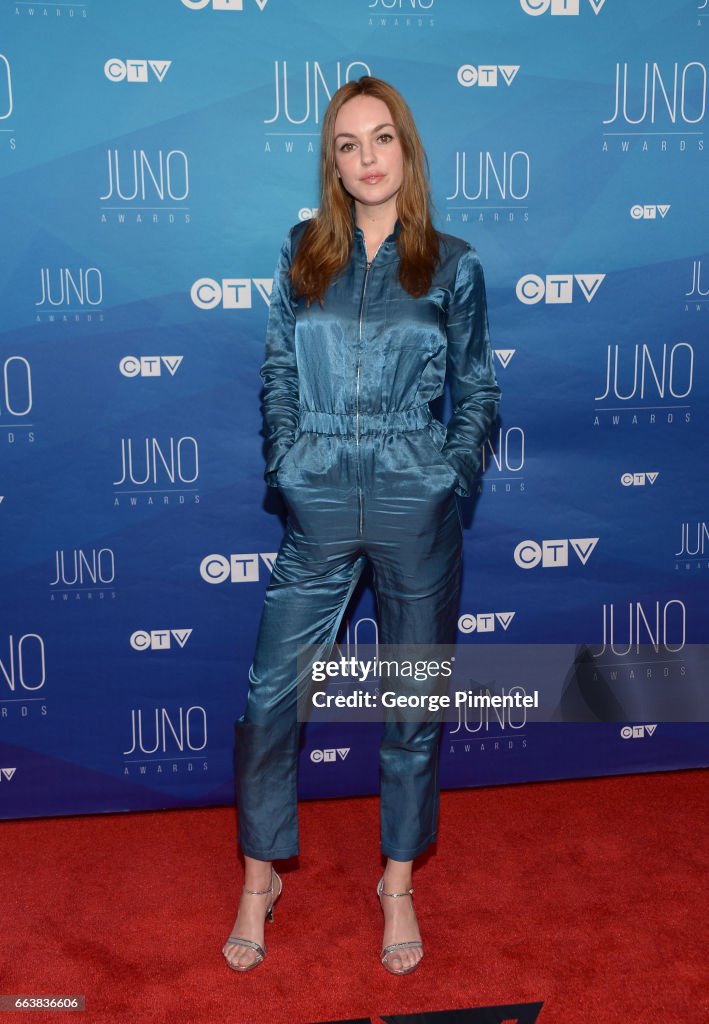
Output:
[{"xmin": 290, "ymin": 76, "xmax": 440, "ymax": 305}]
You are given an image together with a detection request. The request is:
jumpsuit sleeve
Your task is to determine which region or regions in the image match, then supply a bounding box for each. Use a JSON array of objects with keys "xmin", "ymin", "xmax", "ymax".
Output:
[
  {"xmin": 441, "ymin": 245, "xmax": 501, "ymax": 498},
  {"xmin": 259, "ymin": 229, "xmax": 300, "ymax": 488}
]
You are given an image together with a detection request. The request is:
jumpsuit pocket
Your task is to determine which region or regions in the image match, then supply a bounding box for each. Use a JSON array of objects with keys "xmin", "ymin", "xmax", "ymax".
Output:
[
  {"xmin": 275, "ymin": 432, "xmax": 336, "ymax": 490},
  {"xmin": 275, "ymin": 432, "xmax": 305, "ymax": 485},
  {"xmin": 419, "ymin": 424, "xmax": 460, "ymax": 493}
]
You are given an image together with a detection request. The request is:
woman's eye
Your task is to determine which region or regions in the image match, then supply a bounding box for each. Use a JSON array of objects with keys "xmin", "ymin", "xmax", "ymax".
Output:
[
  {"xmin": 378, "ymin": 133, "xmax": 394, "ymax": 144},
  {"xmin": 339, "ymin": 142, "xmax": 355, "ymax": 152}
]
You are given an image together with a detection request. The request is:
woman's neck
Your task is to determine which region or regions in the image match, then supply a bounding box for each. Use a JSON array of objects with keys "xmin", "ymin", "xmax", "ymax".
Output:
[{"xmin": 355, "ymin": 206, "xmax": 398, "ymax": 262}]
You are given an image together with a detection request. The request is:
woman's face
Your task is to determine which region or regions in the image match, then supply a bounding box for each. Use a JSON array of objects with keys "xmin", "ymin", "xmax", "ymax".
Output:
[{"xmin": 333, "ymin": 94, "xmax": 405, "ymax": 218}]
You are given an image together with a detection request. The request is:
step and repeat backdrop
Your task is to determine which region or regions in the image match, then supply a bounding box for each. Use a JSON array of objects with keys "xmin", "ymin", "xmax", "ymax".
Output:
[{"xmin": 1, "ymin": 0, "xmax": 708, "ymax": 820}]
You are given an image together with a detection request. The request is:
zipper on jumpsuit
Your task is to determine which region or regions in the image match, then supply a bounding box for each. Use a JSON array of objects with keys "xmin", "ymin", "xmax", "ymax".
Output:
[{"xmin": 355, "ymin": 236, "xmax": 386, "ymax": 538}]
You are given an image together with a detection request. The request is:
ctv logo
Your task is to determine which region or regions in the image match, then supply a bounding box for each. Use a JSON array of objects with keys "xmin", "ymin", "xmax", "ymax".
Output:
[
  {"xmin": 520, "ymin": 0, "xmax": 606, "ymax": 14},
  {"xmin": 630, "ymin": 205, "xmax": 670, "ymax": 220},
  {"xmin": 457, "ymin": 65, "xmax": 520, "ymax": 87},
  {"xmin": 514, "ymin": 538, "xmax": 599, "ymax": 569},
  {"xmin": 621, "ymin": 472, "xmax": 658, "ymax": 487},
  {"xmin": 191, "ymin": 278, "xmax": 272, "ymax": 309},
  {"xmin": 104, "ymin": 60, "xmax": 172, "ymax": 83},
  {"xmin": 0, "ymin": 768, "xmax": 17, "ymax": 781},
  {"xmin": 200, "ymin": 553, "xmax": 278, "ymax": 584},
  {"xmin": 516, "ymin": 273, "xmax": 605, "ymax": 304},
  {"xmin": 130, "ymin": 629, "xmax": 193, "ymax": 651},
  {"xmin": 458, "ymin": 612, "xmax": 516, "ymax": 634},
  {"xmin": 181, "ymin": 0, "xmax": 269, "ymax": 9},
  {"xmin": 298, "ymin": 207, "xmax": 319, "ymax": 220},
  {"xmin": 120, "ymin": 356, "xmax": 183, "ymax": 378},
  {"xmin": 620, "ymin": 725, "xmax": 657, "ymax": 739},
  {"xmin": 310, "ymin": 748, "xmax": 350, "ymax": 763}
]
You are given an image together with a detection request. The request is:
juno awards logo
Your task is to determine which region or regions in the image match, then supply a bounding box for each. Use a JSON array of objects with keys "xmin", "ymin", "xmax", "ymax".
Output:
[
  {"xmin": 0, "ymin": 53, "xmax": 13, "ymax": 121},
  {"xmin": 35, "ymin": 267, "xmax": 103, "ymax": 318},
  {"xmin": 99, "ymin": 147, "xmax": 190, "ymax": 225},
  {"xmin": 1, "ymin": 355, "xmax": 33, "ymax": 447},
  {"xmin": 50, "ymin": 547, "xmax": 116, "ymax": 603},
  {"xmin": 594, "ymin": 343, "xmax": 694, "ymax": 418},
  {"xmin": 675, "ymin": 520, "xmax": 709, "ymax": 571},
  {"xmin": 123, "ymin": 706, "xmax": 209, "ymax": 776},
  {"xmin": 476, "ymin": 422, "xmax": 525, "ymax": 495},
  {"xmin": 113, "ymin": 436, "xmax": 200, "ymax": 507},
  {"xmin": 1, "ymin": 355, "xmax": 31, "ymax": 402},
  {"xmin": 602, "ymin": 61, "xmax": 706, "ymax": 152},
  {"xmin": 445, "ymin": 149, "xmax": 531, "ymax": 226},
  {"xmin": 0, "ymin": 53, "xmax": 13, "ymax": 156},
  {"xmin": 0, "ymin": 633, "xmax": 46, "ymax": 693}
]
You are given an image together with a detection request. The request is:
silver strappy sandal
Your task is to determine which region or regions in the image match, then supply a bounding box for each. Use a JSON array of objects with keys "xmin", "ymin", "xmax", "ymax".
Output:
[
  {"xmin": 223, "ymin": 866, "xmax": 283, "ymax": 972},
  {"xmin": 376, "ymin": 876, "xmax": 424, "ymax": 975}
]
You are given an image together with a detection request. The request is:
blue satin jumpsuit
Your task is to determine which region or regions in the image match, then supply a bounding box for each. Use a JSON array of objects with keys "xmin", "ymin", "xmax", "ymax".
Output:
[{"xmin": 234, "ymin": 216, "xmax": 501, "ymax": 861}]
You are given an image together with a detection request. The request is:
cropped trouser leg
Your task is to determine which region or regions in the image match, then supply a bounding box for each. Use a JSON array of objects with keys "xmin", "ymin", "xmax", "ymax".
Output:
[
  {"xmin": 365, "ymin": 456, "xmax": 463, "ymax": 862},
  {"xmin": 234, "ymin": 516, "xmax": 366, "ymax": 860}
]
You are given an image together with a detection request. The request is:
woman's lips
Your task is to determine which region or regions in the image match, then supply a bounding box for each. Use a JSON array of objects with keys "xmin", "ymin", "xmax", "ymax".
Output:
[{"xmin": 361, "ymin": 174, "xmax": 384, "ymax": 184}]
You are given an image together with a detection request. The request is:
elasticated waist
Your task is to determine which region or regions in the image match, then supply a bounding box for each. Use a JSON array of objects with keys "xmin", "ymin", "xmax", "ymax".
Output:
[{"xmin": 298, "ymin": 405, "xmax": 432, "ymax": 437}]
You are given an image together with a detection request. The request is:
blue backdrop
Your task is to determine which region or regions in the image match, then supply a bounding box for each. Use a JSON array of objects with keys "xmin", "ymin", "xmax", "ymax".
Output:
[{"xmin": 1, "ymin": 0, "xmax": 707, "ymax": 819}]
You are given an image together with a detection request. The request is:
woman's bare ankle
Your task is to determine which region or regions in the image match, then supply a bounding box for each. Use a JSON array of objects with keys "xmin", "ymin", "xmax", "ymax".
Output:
[{"xmin": 243, "ymin": 855, "xmax": 273, "ymax": 890}]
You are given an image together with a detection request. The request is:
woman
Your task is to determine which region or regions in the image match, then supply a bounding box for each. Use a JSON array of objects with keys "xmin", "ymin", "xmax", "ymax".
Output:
[{"xmin": 222, "ymin": 76, "xmax": 501, "ymax": 976}]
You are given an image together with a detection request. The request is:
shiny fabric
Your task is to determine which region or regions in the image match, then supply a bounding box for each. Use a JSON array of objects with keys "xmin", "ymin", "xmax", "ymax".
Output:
[{"xmin": 234, "ymin": 216, "xmax": 501, "ymax": 861}]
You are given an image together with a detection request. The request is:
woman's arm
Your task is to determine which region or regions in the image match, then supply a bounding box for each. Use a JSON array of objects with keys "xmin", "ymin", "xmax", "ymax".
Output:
[
  {"xmin": 441, "ymin": 245, "xmax": 501, "ymax": 498},
  {"xmin": 259, "ymin": 229, "xmax": 301, "ymax": 487}
]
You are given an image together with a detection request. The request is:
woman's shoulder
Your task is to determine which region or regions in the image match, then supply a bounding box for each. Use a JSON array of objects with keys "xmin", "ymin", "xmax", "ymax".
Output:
[
  {"xmin": 436, "ymin": 229, "xmax": 478, "ymax": 261},
  {"xmin": 282, "ymin": 217, "xmax": 311, "ymax": 255},
  {"xmin": 435, "ymin": 230, "xmax": 482, "ymax": 282}
]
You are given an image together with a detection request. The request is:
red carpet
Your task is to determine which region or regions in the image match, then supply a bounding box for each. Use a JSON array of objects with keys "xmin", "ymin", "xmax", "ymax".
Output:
[{"xmin": 2, "ymin": 769, "xmax": 707, "ymax": 1024}]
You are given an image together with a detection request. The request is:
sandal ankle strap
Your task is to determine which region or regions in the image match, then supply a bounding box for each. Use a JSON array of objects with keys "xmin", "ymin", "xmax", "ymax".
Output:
[{"xmin": 378, "ymin": 877, "xmax": 414, "ymax": 899}]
